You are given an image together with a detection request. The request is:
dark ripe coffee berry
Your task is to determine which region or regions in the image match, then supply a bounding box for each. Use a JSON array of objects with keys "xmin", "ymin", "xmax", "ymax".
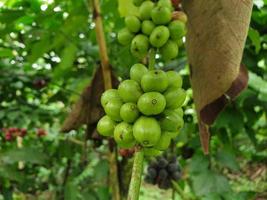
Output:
[
  {"xmin": 148, "ymin": 167, "xmax": 157, "ymax": 179},
  {"xmin": 181, "ymin": 145, "xmax": 195, "ymax": 159},
  {"xmin": 158, "ymin": 169, "xmax": 168, "ymax": 180},
  {"xmin": 145, "ymin": 152, "xmax": 183, "ymax": 189},
  {"xmin": 156, "ymin": 155, "xmax": 162, "ymax": 161},
  {"xmin": 158, "ymin": 158, "xmax": 168, "ymax": 168},
  {"xmin": 167, "ymin": 163, "xmax": 179, "ymax": 172}
]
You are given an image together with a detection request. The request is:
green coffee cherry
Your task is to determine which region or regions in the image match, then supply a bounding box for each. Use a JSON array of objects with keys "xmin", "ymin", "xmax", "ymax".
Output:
[
  {"xmin": 130, "ymin": 63, "xmax": 148, "ymax": 84},
  {"xmin": 139, "ymin": 1, "xmax": 154, "ymax": 20},
  {"xmin": 118, "ymin": 28, "xmax": 134, "ymax": 45},
  {"xmin": 168, "ymin": 20, "xmax": 186, "ymax": 40},
  {"xmin": 141, "ymin": 20, "xmax": 155, "ymax": 35},
  {"xmin": 160, "ymin": 40, "xmax": 179, "ymax": 61},
  {"xmin": 149, "ymin": 26, "xmax": 170, "ymax": 48},
  {"xmin": 120, "ymin": 102, "xmax": 140, "ymax": 123},
  {"xmin": 125, "ymin": 15, "xmax": 141, "ymax": 33},
  {"xmin": 131, "ymin": 34, "xmax": 149, "ymax": 59}
]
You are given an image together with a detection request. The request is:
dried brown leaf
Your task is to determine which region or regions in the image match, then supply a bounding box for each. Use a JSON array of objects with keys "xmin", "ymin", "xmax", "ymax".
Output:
[{"xmin": 183, "ymin": 0, "xmax": 253, "ymax": 153}]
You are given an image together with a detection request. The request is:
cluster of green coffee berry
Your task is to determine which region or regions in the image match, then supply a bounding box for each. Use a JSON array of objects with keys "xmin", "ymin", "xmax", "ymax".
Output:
[
  {"xmin": 117, "ymin": 0, "xmax": 186, "ymax": 61},
  {"xmin": 97, "ymin": 63, "xmax": 186, "ymax": 153}
]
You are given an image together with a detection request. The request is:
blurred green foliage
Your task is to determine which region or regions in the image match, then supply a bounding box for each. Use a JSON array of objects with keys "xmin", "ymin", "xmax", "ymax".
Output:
[{"xmin": 0, "ymin": 0, "xmax": 266, "ymax": 200}]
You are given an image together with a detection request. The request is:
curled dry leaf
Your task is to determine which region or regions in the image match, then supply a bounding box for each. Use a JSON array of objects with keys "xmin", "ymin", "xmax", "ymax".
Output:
[{"xmin": 183, "ymin": 0, "xmax": 253, "ymax": 154}]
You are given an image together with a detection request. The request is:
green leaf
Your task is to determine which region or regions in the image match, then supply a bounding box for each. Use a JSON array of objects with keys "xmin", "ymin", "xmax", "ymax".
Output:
[
  {"xmin": 248, "ymin": 72, "xmax": 267, "ymax": 90},
  {"xmin": 245, "ymin": 128, "xmax": 258, "ymax": 147},
  {"xmin": 58, "ymin": 140, "xmax": 82, "ymax": 159},
  {"xmin": 0, "ymin": 166, "xmax": 24, "ymax": 182},
  {"xmin": 215, "ymin": 108, "xmax": 244, "ymax": 134},
  {"xmin": 96, "ymin": 187, "xmax": 109, "ymax": 200},
  {"xmin": 202, "ymin": 193, "xmax": 222, "ymax": 200},
  {"xmin": 236, "ymin": 89, "xmax": 256, "ymax": 107},
  {"xmin": 192, "ymin": 170, "xmax": 231, "ymax": 197},
  {"xmin": 0, "ymin": 9, "xmax": 25, "ymax": 23},
  {"xmin": 7, "ymin": 111, "xmax": 19, "ymax": 121},
  {"xmin": 214, "ymin": 173, "xmax": 231, "ymax": 194},
  {"xmin": 223, "ymin": 192, "xmax": 252, "ymax": 200},
  {"xmin": 80, "ymin": 191, "xmax": 97, "ymax": 200},
  {"xmin": 248, "ymin": 72, "xmax": 267, "ymax": 101},
  {"xmin": 64, "ymin": 181, "xmax": 78, "ymax": 200},
  {"xmin": 0, "ymin": 111, "xmax": 5, "ymax": 119},
  {"xmin": 0, "ymin": 48, "xmax": 14, "ymax": 58},
  {"xmin": 176, "ymin": 123, "xmax": 197, "ymax": 146},
  {"xmin": 248, "ymin": 28, "xmax": 261, "ymax": 53},
  {"xmin": 192, "ymin": 170, "xmax": 214, "ymax": 196},
  {"xmin": 189, "ymin": 153, "xmax": 209, "ymax": 174},
  {"xmin": 29, "ymin": 0, "xmax": 41, "ymax": 13},
  {"xmin": 94, "ymin": 160, "xmax": 109, "ymax": 182},
  {"xmin": 258, "ymin": 87, "xmax": 267, "ymax": 101},
  {"xmin": 51, "ymin": 15, "xmax": 87, "ymax": 49},
  {"xmin": 0, "ymin": 147, "xmax": 48, "ymax": 164},
  {"xmin": 2, "ymin": 188, "xmax": 13, "ymax": 200},
  {"xmin": 53, "ymin": 43, "xmax": 77, "ymax": 80},
  {"xmin": 216, "ymin": 147, "xmax": 240, "ymax": 171},
  {"xmin": 15, "ymin": 15, "xmax": 35, "ymax": 25},
  {"xmin": 27, "ymin": 36, "xmax": 52, "ymax": 63}
]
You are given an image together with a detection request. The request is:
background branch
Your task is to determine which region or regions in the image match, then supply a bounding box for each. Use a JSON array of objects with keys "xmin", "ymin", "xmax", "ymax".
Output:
[{"xmin": 88, "ymin": 0, "xmax": 121, "ymax": 199}]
